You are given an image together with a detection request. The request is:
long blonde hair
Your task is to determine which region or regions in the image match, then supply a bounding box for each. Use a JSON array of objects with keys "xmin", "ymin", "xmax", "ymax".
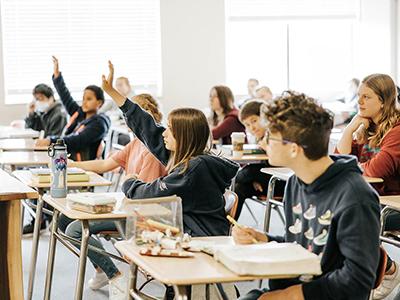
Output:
[
  {"xmin": 166, "ymin": 108, "xmax": 213, "ymax": 174},
  {"xmin": 356, "ymin": 74, "xmax": 400, "ymax": 149},
  {"xmin": 132, "ymin": 94, "xmax": 163, "ymax": 124}
]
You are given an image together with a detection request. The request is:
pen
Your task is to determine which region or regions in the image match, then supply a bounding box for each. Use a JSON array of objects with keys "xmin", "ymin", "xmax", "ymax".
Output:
[{"xmin": 226, "ymin": 215, "xmax": 259, "ymax": 244}]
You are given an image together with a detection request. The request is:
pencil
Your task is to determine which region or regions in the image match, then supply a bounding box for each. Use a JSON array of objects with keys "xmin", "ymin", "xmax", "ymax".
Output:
[
  {"xmin": 226, "ymin": 215, "xmax": 259, "ymax": 244},
  {"xmin": 134, "ymin": 210, "xmax": 155, "ymax": 230}
]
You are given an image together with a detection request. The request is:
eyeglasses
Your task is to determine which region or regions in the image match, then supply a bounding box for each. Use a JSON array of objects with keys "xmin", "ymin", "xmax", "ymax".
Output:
[{"xmin": 264, "ymin": 132, "xmax": 308, "ymax": 149}]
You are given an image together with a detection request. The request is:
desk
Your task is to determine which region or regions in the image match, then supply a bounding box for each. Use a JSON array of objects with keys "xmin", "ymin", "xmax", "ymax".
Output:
[
  {"xmin": 12, "ymin": 170, "xmax": 112, "ymax": 300},
  {"xmin": 0, "ymin": 151, "xmax": 50, "ymax": 171},
  {"xmin": 0, "ymin": 138, "xmax": 47, "ymax": 151},
  {"xmin": 0, "ymin": 169, "xmax": 39, "ymax": 300},
  {"xmin": 115, "ymin": 236, "xmax": 298, "ymax": 300},
  {"xmin": 0, "ymin": 126, "xmax": 40, "ymax": 139},
  {"xmin": 379, "ymin": 196, "xmax": 400, "ymax": 248},
  {"xmin": 42, "ymin": 193, "xmax": 126, "ymax": 300},
  {"xmin": 224, "ymin": 154, "xmax": 268, "ymax": 162},
  {"xmin": 260, "ymin": 167, "xmax": 384, "ymax": 232}
]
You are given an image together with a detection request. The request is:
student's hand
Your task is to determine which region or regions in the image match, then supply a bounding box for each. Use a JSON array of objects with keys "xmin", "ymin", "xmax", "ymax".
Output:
[
  {"xmin": 346, "ymin": 114, "xmax": 370, "ymax": 133},
  {"xmin": 259, "ymin": 137, "xmax": 267, "ymax": 152},
  {"xmin": 258, "ymin": 285, "xmax": 304, "ymax": 300},
  {"xmin": 67, "ymin": 159, "xmax": 75, "ymax": 167},
  {"xmin": 35, "ymin": 139, "xmax": 51, "ymax": 146},
  {"xmin": 252, "ymin": 181, "xmax": 263, "ymax": 192},
  {"xmin": 52, "ymin": 56, "xmax": 60, "ymax": 78},
  {"xmin": 28, "ymin": 100, "xmax": 35, "ymax": 115},
  {"xmin": 232, "ymin": 225, "xmax": 258, "ymax": 245},
  {"xmin": 102, "ymin": 60, "xmax": 115, "ymax": 94},
  {"xmin": 123, "ymin": 173, "xmax": 139, "ymax": 182}
]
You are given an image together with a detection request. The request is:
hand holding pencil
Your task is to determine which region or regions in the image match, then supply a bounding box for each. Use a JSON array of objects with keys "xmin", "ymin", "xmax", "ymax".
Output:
[{"xmin": 227, "ymin": 215, "xmax": 260, "ymax": 245}]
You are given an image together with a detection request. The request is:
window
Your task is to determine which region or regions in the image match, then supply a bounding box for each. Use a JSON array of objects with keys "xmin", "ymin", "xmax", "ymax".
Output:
[
  {"xmin": 0, "ymin": 0, "xmax": 161, "ymax": 104},
  {"xmin": 226, "ymin": 0, "xmax": 358, "ymax": 100}
]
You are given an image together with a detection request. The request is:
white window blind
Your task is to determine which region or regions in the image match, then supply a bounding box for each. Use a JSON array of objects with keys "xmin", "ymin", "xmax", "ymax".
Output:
[
  {"xmin": 226, "ymin": 0, "xmax": 358, "ymax": 99},
  {"xmin": 1, "ymin": 0, "xmax": 161, "ymax": 104}
]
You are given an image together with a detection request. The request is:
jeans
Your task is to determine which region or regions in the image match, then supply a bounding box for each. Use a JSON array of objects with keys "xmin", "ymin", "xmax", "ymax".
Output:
[
  {"xmin": 238, "ymin": 288, "xmax": 269, "ymax": 300},
  {"xmin": 58, "ymin": 214, "xmax": 119, "ymax": 279}
]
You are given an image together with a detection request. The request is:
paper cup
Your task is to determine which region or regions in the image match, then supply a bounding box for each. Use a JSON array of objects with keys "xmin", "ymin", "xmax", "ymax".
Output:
[{"xmin": 231, "ymin": 132, "xmax": 246, "ymax": 158}]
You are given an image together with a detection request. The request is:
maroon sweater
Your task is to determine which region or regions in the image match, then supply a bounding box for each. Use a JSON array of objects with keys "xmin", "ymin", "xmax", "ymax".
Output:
[
  {"xmin": 335, "ymin": 121, "xmax": 400, "ymax": 196},
  {"xmin": 212, "ymin": 108, "xmax": 246, "ymax": 144}
]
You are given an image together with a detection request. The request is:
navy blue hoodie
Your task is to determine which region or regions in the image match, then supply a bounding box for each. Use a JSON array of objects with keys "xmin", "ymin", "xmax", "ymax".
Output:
[
  {"xmin": 267, "ymin": 155, "xmax": 380, "ymax": 300},
  {"xmin": 50, "ymin": 73, "xmax": 110, "ymax": 161},
  {"xmin": 120, "ymin": 99, "xmax": 239, "ymax": 236}
]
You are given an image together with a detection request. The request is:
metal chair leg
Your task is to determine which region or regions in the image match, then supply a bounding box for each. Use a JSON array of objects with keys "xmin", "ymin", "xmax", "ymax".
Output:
[{"xmin": 244, "ymin": 200, "xmax": 259, "ymax": 224}]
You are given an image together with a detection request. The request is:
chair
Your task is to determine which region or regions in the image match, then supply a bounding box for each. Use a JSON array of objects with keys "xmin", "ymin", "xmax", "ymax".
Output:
[
  {"xmin": 106, "ymin": 149, "xmax": 125, "ymax": 192},
  {"xmin": 244, "ymin": 195, "xmax": 285, "ymax": 226},
  {"xmin": 224, "ymin": 190, "xmax": 239, "ymax": 218},
  {"xmin": 370, "ymin": 246, "xmax": 388, "ymax": 300}
]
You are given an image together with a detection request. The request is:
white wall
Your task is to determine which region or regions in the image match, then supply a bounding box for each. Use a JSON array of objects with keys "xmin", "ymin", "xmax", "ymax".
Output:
[{"xmin": 159, "ymin": 0, "xmax": 226, "ymax": 116}]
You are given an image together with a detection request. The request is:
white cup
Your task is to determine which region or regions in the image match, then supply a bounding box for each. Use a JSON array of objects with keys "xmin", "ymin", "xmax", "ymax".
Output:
[{"xmin": 231, "ymin": 132, "xmax": 246, "ymax": 158}]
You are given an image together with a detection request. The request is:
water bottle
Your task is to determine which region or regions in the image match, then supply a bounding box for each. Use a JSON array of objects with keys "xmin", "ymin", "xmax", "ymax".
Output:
[{"xmin": 48, "ymin": 139, "xmax": 68, "ymax": 198}]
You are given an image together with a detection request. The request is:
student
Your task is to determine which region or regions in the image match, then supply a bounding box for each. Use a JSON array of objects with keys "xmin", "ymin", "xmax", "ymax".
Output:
[
  {"xmin": 58, "ymin": 94, "xmax": 167, "ymax": 299},
  {"xmin": 255, "ymin": 85, "xmax": 273, "ymax": 103},
  {"xmin": 209, "ymin": 85, "xmax": 246, "ymax": 144},
  {"xmin": 238, "ymin": 78, "xmax": 259, "ymax": 108},
  {"xmin": 102, "ymin": 61, "xmax": 239, "ymax": 237},
  {"xmin": 335, "ymin": 73, "xmax": 400, "ymax": 300},
  {"xmin": 233, "ymin": 91, "xmax": 380, "ymax": 300},
  {"xmin": 35, "ymin": 56, "xmax": 111, "ymax": 162},
  {"xmin": 234, "ymin": 100, "xmax": 285, "ymax": 220},
  {"xmin": 25, "ymin": 83, "xmax": 67, "ymax": 137}
]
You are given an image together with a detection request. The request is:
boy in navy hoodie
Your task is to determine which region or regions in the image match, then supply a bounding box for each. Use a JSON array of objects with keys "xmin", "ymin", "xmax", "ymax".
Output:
[
  {"xmin": 35, "ymin": 56, "xmax": 110, "ymax": 161},
  {"xmin": 233, "ymin": 91, "xmax": 380, "ymax": 300}
]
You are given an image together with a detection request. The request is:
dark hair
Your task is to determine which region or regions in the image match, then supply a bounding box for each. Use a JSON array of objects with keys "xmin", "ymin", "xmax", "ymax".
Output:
[
  {"xmin": 85, "ymin": 85, "xmax": 105, "ymax": 106},
  {"xmin": 32, "ymin": 84, "xmax": 54, "ymax": 99},
  {"xmin": 239, "ymin": 100, "xmax": 264, "ymax": 122},
  {"xmin": 211, "ymin": 85, "xmax": 234, "ymax": 126},
  {"xmin": 261, "ymin": 91, "xmax": 334, "ymax": 161},
  {"xmin": 167, "ymin": 108, "xmax": 212, "ymax": 173}
]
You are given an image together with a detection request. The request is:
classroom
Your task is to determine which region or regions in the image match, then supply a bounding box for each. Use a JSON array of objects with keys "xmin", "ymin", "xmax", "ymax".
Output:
[{"xmin": 0, "ymin": 0, "xmax": 399, "ymax": 300}]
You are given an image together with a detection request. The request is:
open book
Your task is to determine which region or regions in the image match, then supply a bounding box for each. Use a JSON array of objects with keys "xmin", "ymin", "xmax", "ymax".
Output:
[{"xmin": 214, "ymin": 242, "xmax": 322, "ymax": 276}]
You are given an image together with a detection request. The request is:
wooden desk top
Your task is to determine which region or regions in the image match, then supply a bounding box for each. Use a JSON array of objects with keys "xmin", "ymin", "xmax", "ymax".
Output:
[
  {"xmin": 43, "ymin": 193, "xmax": 127, "ymax": 220},
  {"xmin": 0, "ymin": 126, "xmax": 39, "ymax": 139},
  {"xmin": 115, "ymin": 237, "xmax": 295, "ymax": 286},
  {"xmin": 12, "ymin": 170, "xmax": 112, "ymax": 189},
  {"xmin": 0, "ymin": 139, "xmax": 47, "ymax": 151},
  {"xmin": 0, "ymin": 151, "xmax": 50, "ymax": 166},
  {"xmin": 0, "ymin": 169, "xmax": 39, "ymax": 201},
  {"xmin": 225, "ymin": 154, "xmax": 269, "ymax": 162},
  {"xmin": 261, "ymin": 167, "xmax": 294, "ymax": 180},
  {"xmin": 380, "ymin": 195, "xmax": 400, "ymax": 210},
  {"xmin": 261, "ymin": 167, "xmax": 384, "ymax": 184}
]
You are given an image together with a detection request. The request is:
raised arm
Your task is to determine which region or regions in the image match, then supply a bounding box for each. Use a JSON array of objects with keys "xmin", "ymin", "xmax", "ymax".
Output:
[
  {"xmin": 101, "ymin": 61, "xmax": 127, "ymax": 107},
  {"xmin": 336, "ymin": 115, "xmax": 370, "ymax": 154}
]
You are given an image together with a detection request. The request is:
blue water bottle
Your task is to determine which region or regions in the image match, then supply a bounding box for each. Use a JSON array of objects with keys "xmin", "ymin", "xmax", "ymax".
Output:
[{"xmin": 48, "ymin": 139, "xmax": 68, "ymax": 198}]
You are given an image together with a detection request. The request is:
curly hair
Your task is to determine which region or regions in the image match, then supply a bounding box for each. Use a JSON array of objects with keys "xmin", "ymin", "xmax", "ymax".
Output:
[
  {"xmin": 261, "ymin": 91, "xmax": 334, "ymax": 160},
  {"xmin": 132, "ymin": 94, "xmax": 163, "ymax": 124}
]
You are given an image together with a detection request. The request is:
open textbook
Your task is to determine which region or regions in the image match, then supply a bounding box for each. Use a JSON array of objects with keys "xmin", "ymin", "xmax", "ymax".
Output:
[{"xmin": 214, "ymin": 242, "xmax": 322, "ymax": 276}]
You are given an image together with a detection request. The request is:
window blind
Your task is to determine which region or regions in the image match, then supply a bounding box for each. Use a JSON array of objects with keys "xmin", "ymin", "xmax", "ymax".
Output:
[{"xmin": 1, "ymin": 0, "xmax": 161, "ymax": 104}]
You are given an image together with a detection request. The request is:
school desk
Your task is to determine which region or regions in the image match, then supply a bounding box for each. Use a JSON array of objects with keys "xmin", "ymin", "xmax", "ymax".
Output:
[
  {"xmin": 115, "ymin": 236, "xmax": 303, "ymax": 300},
  {"xmin": 0, "ymin": 151, "xmax": 50, "ymax": 171},
  {"xmin": 378, "ymin": 196, "xmax": 400, "ymax": 249},
  {"xmin": 0, "ymin": 138, "xmax": 47, "ymax": 151},
  {"xmin": 0, "ymin": 126, "xmax": 40, "ymax": 139},
  {"xmin": 224, "ymin": 154, "xmax": 269, "ymax": 162},
  {"xmin": 260, "ymin": 167, "xmax": 384, "ymax": 232},
  {"xmin": 12, "ymin": 170, "xmax": 112, "ymax": 300},
  {"xmin": 42, "ymin": 192, "xmax": 126, "ymax": 300},
  {"xmin": 0, "ymin": 169, "xmax": 39, "ymax": 300}
]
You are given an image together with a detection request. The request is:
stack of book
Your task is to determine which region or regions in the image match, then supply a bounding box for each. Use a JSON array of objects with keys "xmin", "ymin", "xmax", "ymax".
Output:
[
  {"xmin": 220, "ymin": 144, "xmax": 266, "ymax": 156},
  {"xmin": 30, "ymin": 167, "xmax": 90, "ymax": 183}
]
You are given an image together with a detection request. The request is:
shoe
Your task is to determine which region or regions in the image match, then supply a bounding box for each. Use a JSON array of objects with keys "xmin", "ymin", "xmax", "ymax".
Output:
[
  {"xmin": 303, "ymin": 204, "xmax": 316, "ymax": 220},
  {"xmin": 304, "ymin": 227, "xmax": 314, "ymax": 240},
  {"xmin": 88, "ymin": 271, "xmax": 109, "ymax": 290},
  {"xmin": 374, "ymin": 262, "xmax": 400, "ymax": 299},
  {"xmin": 313, "ymin": 229, "xmax": 328, "ymax": 246},
  {"xmin": 318, "ymin": 210, "xmax": 333, "ymax": 225},
  {"xmin": 109, "ymin": 272, "xmax": 128, "ymax": 300},
  {"xmin": 23, "ymin": 220, "xmax": 47, "ymax": 237},
  {"xmin": 289, "ymin": 219, "xmax": 302, "ymax": 234},
  {"xmin": 292, "ymin": 202, "xmax": 302, "ymax": 215}
]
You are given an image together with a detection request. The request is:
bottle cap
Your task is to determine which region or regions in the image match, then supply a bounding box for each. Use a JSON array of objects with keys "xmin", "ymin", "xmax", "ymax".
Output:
[{"xmin": 56, "ymin": 139, "xmax": 66, "ymax": 146}]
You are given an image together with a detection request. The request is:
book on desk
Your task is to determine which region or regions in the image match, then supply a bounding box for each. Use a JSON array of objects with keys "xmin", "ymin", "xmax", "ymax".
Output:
[
  {"xmin": 220, "ymin": 144, "xmax": 266, "ymax": 155},
  {"xmin": 30, "ymin": 167, "xmax": 90, "ymax": 183}
]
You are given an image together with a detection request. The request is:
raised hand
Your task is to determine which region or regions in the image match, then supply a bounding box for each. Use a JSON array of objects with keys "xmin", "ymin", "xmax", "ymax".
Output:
[
  {"xmin": 52, "ymin": 56, "xmax": 60, "ymax": 78},
  {"xmin": 101, "ymin": 60, "xmax": 114, "ymax": 93}
]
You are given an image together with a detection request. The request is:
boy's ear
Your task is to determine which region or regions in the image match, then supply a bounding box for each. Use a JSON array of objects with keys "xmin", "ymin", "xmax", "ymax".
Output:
[
  {"xmin": 49, "ymin": 96, "xmax": 55, "ymax": 104},
  {"xmin": 98, "ymin": 99, "xmax": 104, "ymax": 108},
  {"xmin": 290, "ymin": 143, "xmax": 303, "ymax": 159}
]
